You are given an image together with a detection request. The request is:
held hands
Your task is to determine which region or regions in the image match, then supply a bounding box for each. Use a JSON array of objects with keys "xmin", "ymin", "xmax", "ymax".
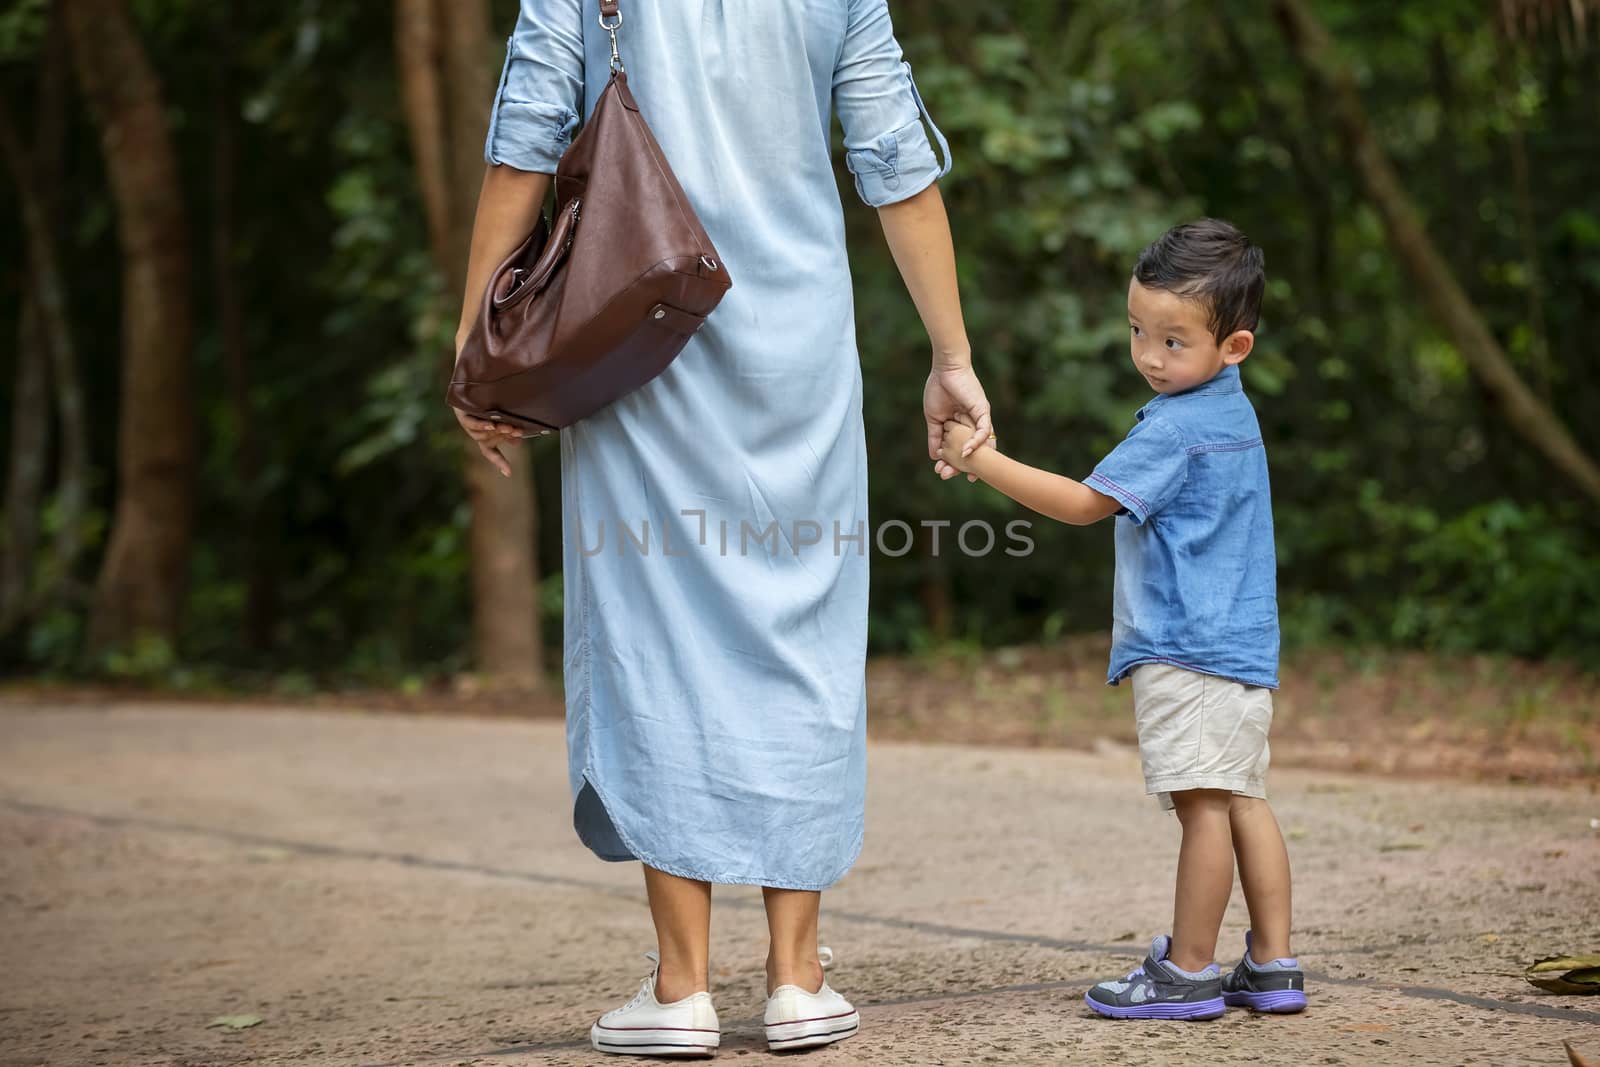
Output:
[
  {"xmin": 924, "ymin": 362, "xmax": 995, "ymax": 482},
  {"xmin": 938, "ymin": 415, "xmax": 987, "ymax": 475}
]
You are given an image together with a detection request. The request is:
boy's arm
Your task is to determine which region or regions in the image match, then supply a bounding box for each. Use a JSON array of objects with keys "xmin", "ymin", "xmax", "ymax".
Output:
[{"xmin": 963, "ymin": 447, "xmax": 1123, "ymax": 527}]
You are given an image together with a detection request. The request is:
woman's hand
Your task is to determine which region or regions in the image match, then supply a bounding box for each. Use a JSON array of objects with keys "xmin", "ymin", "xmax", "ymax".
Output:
[
  {"xmin": 924, "ymin": 363, "xmax": 995, "ymax": 481},
  {"xmin": 453, "ymin": 324, "xmax": 528, "ymax": 477},
  {"xmin": 453, "ymin": 406, "xmax": 524, "ymax": 478}
]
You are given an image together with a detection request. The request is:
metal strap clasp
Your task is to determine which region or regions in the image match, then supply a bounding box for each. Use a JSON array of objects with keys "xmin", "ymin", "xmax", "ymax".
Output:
[{"xmin": 599, "ymin": 3, "xmax": 624, "ymax": 74}]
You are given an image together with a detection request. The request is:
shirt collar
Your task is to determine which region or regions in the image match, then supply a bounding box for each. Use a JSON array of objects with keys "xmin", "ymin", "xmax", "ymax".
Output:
[
  {"xmin": 1186, "ymin": 364, "xmax": 1243, "ymax": 397},
  {"xmin": 1136, "ymin": 364, "xmax": 1242, "ymax": 419}
]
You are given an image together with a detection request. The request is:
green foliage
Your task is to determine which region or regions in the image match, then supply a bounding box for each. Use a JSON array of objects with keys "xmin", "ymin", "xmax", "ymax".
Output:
[
  {"xmin": 1, "ymin": 0, "xmax": 1597, "ymax": 683},
  {"xmin": 0, "ymin": 0, "xmax": 47, "ymax": 61},
  {"xmin": 1394, "ymin": 500, "xmax": 1600, "ymax": 658}
]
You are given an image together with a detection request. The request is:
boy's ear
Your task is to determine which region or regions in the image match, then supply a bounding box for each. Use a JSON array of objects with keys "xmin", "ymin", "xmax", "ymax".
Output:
[{"xmin": 1221, "ymin": 329, "xmax": 1254, "ymax": 366}]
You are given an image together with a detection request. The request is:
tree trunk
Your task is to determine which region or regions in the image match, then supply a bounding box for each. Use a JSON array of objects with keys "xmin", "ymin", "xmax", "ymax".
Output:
[
  {"xmin": 62, "ymin": 0, "xmax": 196, "ymax": 651},
  {"xmin": 1272, "ymin": 0, "xmax": 1600, "ymax": 507},
  {"xmin": 0, "ymin": 9, "xmax": 91, "ymax": 630},
  {"xmin": 1, "ymin": 296, "xmax": 50, "ymax": 634},
  {"xmin": 395, "ymin": 0, "xmax": 452, "ymax": 270},
  {"xmin": 38, "ymin": 6, "xmax": 92, "ymax": 604},
  {"xmin": 1494, "ymin": 36, "xmax": 1553, "ymax": 400},
  {"xmin": 919, "ymin": 563, "xmax": 953, "ymax": 643},
  {"xmin": 0, "ymin": 62, "xmax": 55, "ymax": 637},
  {"xmin": 395, "ymin": 0, "xmax": 544, "ymax": 689},
  {"xmin": 211, "ymin": 0, "xmax": 276, "ymax": 653},
  {"xmin": 1212, "ymin": 6, "xmax": 1336, "ymax": 328}
]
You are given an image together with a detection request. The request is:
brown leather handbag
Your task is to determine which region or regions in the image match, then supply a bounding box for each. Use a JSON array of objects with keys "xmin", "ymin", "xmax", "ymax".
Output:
[{"xmin": 448, "ymin": 0, "xmax": 731, "ymax": 433}]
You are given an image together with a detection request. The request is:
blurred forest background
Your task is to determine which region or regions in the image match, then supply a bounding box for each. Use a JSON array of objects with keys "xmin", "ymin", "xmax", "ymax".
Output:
[{"xmin": 0, "ymin": 0, "xmax": 1597, "ymax": 711}]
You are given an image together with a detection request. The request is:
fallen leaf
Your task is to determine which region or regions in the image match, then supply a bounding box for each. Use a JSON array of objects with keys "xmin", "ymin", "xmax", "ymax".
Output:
[
  {"xmin": 1527, "ymin": 956, "xmax": 1600, "ymax": 996},
  {"xmin": 207, "ymin": 1015, "xmax": 263, "ymax": 1030},
  {"xmin": 1481, "ymin": 933, "xmax": 1501, "ymax": 944},
  {"xmin": 1287, "ymin": 826, "xmax": 1309, "ymax": 841},
  {"xmin": 1378, "ymin": 841, "xmax": 1426, "ymax": 852}
]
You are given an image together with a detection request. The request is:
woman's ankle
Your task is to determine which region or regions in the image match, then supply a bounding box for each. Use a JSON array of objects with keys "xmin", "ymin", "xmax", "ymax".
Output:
[
  {"xmin": 765, "ymin": 953, "xmax": 823, "ymax": 996},
  {"xmin": 654, "ymin": 962, "xmax": 709, "ymax": 1003}
]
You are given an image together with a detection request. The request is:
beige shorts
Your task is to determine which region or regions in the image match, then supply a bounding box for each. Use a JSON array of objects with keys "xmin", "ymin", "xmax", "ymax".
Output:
[{"xmin": 1131, "ymin": 663, "xmax": 1273, "ymax": 811}]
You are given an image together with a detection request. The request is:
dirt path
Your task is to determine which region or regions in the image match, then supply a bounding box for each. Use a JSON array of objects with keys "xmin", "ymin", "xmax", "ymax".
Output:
[{"xmin": 2, "ymin": 704, "xmax": 1597, "ymax": 1067}]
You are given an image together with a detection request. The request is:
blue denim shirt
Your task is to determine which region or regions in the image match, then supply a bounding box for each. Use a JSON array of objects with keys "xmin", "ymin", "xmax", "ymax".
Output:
[{"xmin": 1085, "ymin": 365, "xmax": 1280, "ymax": 689}]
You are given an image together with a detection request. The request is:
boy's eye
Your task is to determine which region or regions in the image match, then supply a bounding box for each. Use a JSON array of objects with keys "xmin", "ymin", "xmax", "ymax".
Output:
[
  {"xmin": 1130, "ymin": 325, "xmax": 1143, "ymax": 338},
  {"xmin": 1165, "ymin": 338, "xmax": 1183, "ymax": 350}
]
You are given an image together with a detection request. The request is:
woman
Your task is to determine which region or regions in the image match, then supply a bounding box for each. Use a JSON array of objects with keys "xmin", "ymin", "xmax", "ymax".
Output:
[{"xmin": 452, "ymin": 0, "xmax": 992, "ymax": 1055}]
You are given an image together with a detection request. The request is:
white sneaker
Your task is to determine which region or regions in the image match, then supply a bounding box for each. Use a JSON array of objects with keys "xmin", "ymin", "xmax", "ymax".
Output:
[
  {"xmin": 590, "ymin": 951, "xmax": 720, "ymax": 1058},
  {"xmin": 763, "ymin": 946, "xmax": 860, "ymax": 1052}
]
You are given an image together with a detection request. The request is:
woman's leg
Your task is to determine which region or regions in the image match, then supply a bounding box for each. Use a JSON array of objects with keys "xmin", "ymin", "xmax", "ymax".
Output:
[
  {"xmin": 762, "ymin": 887, "xmax": 823, "ymax": 995},
  {"xmin": 643, "ymin": 865, "xmax": 712, "ymax": 1003}
]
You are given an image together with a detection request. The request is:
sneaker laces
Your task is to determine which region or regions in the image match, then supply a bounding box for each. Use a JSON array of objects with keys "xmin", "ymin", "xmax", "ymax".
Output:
[{"xmin": 623, "ymin": 950, "xmax": 661, "ymax": 1010}]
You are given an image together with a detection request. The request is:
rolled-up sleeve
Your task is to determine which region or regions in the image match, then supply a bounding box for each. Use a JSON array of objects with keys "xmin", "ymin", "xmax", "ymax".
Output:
[
  {"xmin": 832, "ymin": 0, "xmax": 952, "ymax": 207},
  {"xmin": 484, "ymin": 0, "xmax": 585, "ymax": 173}
]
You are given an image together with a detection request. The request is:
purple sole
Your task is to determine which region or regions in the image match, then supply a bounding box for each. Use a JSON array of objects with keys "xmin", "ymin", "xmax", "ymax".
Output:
[
  {"xmin": 1084, "ymin": 992, "xmax": 1226, "ymax": 1020},
  {"xmin": 1223, "ymin": 989, "xmax": 1307, "ymax": 1013}
]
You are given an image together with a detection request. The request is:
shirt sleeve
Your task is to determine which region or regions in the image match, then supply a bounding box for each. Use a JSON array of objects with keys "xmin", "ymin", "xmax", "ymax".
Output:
[
  {"xmin": 1085, "ymin": 418, "xmax": 1189, "ymax": 525},
  {"xmin": 483, "ymin": 0, "xmax": 585, "ymax": 174},
  {"xmin": 832, "ymin": 0, "xmax": 953, "ymax": 207}
]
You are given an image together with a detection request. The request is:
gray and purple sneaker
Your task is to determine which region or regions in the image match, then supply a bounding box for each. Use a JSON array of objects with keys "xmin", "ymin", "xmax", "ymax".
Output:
[
  {"xmin": 1220, "ymin": 931, "xmax": 1307, "ymax": 1013},
  {"xmin": 1084, "ymin": 935, "xmax": 1226, "ymax": 1020}
]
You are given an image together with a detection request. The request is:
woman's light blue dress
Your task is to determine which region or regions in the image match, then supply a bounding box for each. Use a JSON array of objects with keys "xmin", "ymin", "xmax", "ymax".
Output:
[{"xmin": 485, "ymin": 0, "xmax": 950, "ymax": 890}]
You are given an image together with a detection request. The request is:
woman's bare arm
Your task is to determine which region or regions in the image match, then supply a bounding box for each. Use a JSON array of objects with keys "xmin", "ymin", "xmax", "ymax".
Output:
[
  {"xmin": 875, "ymin": 183, "xmax": 969, "ymax": 369},
  {"xmin": 876, "ymin": 183, "xmax": 995, "ymax": 479},
  {"xmin": 450, "ymin": 164, "xmax": 553, "ymax": 475},
  {"xmin": 454, "ymin": 165, "xmax": 553, "ymax": 351}
]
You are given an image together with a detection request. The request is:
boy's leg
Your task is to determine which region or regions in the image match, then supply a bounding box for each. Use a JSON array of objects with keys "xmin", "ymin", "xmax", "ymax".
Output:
[
  {"xmin": 761, "ymin": 887, "xmax": 824, "ymax": 995},
  {"xmin": 1229, "ymin": 795, "xmax": 1293, "ymax": 961},
  {"xmin": 1169, "ymin": 788, "xmax": 1235, "ymax": 973},
  {"xmin": 642, "ymin": 864, "xmax": 712, "ymax": 1002}
]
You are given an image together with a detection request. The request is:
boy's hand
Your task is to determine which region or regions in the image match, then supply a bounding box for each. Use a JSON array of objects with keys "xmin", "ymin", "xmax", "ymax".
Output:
[{"xmin": 939, "ymin": 418, "xmax": 979, "ymax": 474}]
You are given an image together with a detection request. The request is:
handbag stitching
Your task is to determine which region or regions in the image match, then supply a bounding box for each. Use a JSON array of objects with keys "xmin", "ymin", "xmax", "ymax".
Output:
[{"xmin": 456, "ymin": 256, "xmax": 713, "ymax": 386}]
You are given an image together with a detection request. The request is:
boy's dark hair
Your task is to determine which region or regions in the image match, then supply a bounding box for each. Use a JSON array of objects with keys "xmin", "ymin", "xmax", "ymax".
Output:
[{"xmin": 1132, "ymin": 219, "xmax": 1265, "ymax": 343}]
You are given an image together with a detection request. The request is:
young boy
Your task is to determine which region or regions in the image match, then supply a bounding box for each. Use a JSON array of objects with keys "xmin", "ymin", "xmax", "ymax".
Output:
[{"xmin": 939, "ymin": 219, "xmax": 1306, "ymax": 1020}]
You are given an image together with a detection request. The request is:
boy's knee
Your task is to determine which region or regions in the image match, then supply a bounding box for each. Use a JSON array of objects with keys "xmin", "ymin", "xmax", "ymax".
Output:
[
  {"xmin": 1228, "ymin": 793, "xmax": 1270, "ymax": 817},
  {"xmin": 1170, "ymin": 788, "xmax": 1232, "ymax": 822}
]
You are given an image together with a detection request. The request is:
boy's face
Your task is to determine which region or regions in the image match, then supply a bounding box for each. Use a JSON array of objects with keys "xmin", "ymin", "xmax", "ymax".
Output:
[{"xmin": 1126, "ymin": 280, "xmax": 1253, "ymax": 396}]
